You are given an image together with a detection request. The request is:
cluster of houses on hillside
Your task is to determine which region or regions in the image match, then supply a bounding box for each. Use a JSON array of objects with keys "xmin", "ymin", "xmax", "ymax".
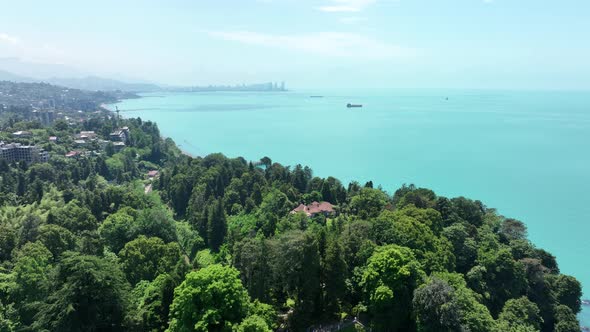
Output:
[
  {"xmin": 0, "ymin": 125, "xmax": 132, "ymax": 164},
  {"xmin": 66, "ymin": 127, "xmax": 130, "ymax": 158},
  {"xmin": 1, "ymin": 104, "xmax": 103, "ymax": 129}
]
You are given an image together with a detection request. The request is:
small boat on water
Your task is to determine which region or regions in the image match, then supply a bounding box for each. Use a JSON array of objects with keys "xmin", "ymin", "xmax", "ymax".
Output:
[
  {"xmin": 347, "ymin": 103, "xmax": 362, "ymax": 108},
  {"xmin": 582, "ymin": 299, "xmax": 590, "ymax": 306},
  {"xmin": 310, "ymin": 95, "xmax": 324, "ymax": 98}
]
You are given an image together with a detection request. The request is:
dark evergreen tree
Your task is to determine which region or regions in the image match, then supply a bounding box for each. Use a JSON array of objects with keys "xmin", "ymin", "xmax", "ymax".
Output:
[
  {"xmin": 322, "ymin": 237, "xmax": 347, "ymax": 319},
  {"xmin": 207, "ymin": 199, "xmax": 227, "ymax": 252}
]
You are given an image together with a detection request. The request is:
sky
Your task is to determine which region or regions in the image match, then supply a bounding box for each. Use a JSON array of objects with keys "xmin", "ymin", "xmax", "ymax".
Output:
[{"xmin": 1, "ymin": 0, "xmax": 590, "ymax": 89}]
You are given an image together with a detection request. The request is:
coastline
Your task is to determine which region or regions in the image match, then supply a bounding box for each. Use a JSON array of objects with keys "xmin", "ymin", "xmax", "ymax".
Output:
[
  {"xmin": 99, "ymin": 103, "xmax": 111, "ymax": 112},
  {"xmin": 101, "ymin": 100, "xmax": 195, "ymax": 158},
  {"xmin": 106, "ymin": 90, "xmax": 590, "ymax": 328}
]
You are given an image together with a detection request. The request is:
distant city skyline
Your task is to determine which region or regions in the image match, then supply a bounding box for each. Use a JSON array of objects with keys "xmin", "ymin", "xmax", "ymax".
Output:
[{"xmin": 1, "ymin": 0, "xmax": 590, "ymax": 90}]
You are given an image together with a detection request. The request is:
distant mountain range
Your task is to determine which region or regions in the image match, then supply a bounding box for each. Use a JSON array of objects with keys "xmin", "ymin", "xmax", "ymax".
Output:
[
  {"xmin": 0, "ymin": 70, "xmax": 161, "ymax": 92},
  {"xmin": 47, "ymin": 76, "xmax": 161, "ymax": 92},
  {"xmin": 0, "ymin": 70, "xmax": 33, "ymax": 83},
  {"xmin": 0, "ymin": 58, "xmax": 161, "ymax": 92},
  {"xmin": 0, "ymin": 58, "xmax": 285, "ymax": 93}
]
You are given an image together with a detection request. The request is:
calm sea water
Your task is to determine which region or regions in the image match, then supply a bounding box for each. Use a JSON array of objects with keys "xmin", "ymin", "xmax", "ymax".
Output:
[{"xmin": 109, "ymin": 89, "xmax": 590, "ymax": 325}]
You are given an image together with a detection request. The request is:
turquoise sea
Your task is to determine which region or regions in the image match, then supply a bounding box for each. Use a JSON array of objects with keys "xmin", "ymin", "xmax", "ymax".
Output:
[{"xmin": 110, "ymin": 89, "xmax": 590, "ymax": 325}]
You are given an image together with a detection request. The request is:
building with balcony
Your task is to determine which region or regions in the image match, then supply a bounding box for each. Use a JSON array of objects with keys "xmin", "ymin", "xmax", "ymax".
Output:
[
  {"xmin": 0, "ymin": 142, "xmax": 49, "ymax": 164},
  {"xmin": 109, "ymin": 126, "xmax": 130, "ymax": 143}
]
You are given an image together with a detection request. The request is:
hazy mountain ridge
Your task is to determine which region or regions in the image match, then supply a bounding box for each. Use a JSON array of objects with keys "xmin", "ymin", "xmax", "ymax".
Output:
[
  {"xmin": 0, "ymin": 58, "xmax": 161, "ymax": 92},
  {"xmin": 0, "ymin": 70, "xmax": 36, "ymax": 83},
  {"xmin": 0, "ymin": 69, "xmax": 161, "ymax": 93},
  {"xmin": 46, "ymin": 76, "xmax": 161, "ymax": 92}
]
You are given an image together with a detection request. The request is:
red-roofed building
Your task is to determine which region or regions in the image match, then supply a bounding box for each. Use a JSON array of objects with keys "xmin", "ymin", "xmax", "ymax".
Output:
[
  {"xmin": 147, "ymin": 170, "xmax": 159, "ymax": 179},
  {"xmin": 291, "ymin": 201, "xmax": 335, "ymax": 218}
]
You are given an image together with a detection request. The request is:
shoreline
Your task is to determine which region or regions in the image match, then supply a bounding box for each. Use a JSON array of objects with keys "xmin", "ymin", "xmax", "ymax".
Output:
[
  {"xmin": 105, "ymin": 91, "xmax": 590, "ymax": 328},
  {"xmin": 101, "ymin": 100, "xmax": 196, "ymax": 158}
]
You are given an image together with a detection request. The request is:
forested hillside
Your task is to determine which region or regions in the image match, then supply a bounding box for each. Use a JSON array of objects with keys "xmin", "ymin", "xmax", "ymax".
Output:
[
  {"xmin": 0, "ymin": 111, "xmax": 582, "ymax": 331},
  {"xmin": 0, "ymin": 81, "xmax": 135, "ymax": 111}
]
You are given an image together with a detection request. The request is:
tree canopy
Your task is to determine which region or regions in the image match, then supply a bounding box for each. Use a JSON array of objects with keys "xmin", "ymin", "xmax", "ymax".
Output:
[{"xmin": 0, "ymin": 108, "xmax": 582, "ymax": 332}]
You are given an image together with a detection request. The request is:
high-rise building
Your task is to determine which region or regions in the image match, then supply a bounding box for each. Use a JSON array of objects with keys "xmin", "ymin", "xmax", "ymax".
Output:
[{"xmin": 32, "ymin": 110, "xmax": 55, "ymax": 126}]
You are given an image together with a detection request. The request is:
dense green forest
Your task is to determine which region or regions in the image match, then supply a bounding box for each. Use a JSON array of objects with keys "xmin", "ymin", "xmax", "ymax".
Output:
[{"xmin": 0, "ymin": 109, "xmax": 583, "ymax": 331}]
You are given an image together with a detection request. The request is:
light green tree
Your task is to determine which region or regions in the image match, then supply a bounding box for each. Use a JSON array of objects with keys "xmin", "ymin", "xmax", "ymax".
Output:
[
  {"xmin": 350, "ymin": 187, "xmax": 389, "ymax": 219},
  {"xmin": 167, "ymin": 264, "xmax": 251, "ymax": 332},
  {"xmin": 118, "ymin": 235, "xmax": 182, "ymax": 285},
  {"xmin": 497, "ymin": 297, "xmax": 542, "ymax": 332},
  {"xmin": 99, "ymin": 209, "xmax": 135, "ymax": 252},
  {"xmin": 361, "ymin": 245, "xmax": 425, "ymax": 331}
]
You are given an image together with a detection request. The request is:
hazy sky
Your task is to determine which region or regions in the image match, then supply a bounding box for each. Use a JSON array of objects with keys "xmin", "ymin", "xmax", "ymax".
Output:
[{"xmin": 1, "ymin": 0, "xmax": 590, "ymax": 89}]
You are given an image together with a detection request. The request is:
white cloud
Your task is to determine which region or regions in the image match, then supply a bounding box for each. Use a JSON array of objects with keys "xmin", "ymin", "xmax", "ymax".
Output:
[
  {"xmin": 0, "ymin": 33, "xmax": 19, "ymax": 44},
  {"xmin": 0, "ymin": 34, "xmax": 74, "ymax": 68},
  {"xmin": 317, "ymin": 0, "xmax": 376, "ymax": 12},
  {"xmin": 208, "ymin": 30, "xmax": 415, "ymax": 59},
  {"xmin": 339, "ymin": 16, "xmax": 368, "ymax": 24}
]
